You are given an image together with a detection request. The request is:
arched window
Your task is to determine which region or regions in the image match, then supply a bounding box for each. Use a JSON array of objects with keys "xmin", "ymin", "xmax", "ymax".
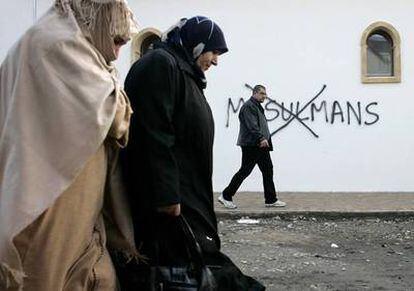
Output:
[
  {"xmin": 361, "ymin": 22, "xmax": 401, "ymax": 83},
  {"xmin": 130, "ymin": 28, "xmax": 161, "ymax": 64}
]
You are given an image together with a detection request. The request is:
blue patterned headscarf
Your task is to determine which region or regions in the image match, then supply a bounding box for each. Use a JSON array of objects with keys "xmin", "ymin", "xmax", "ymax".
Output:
[
  {"xmin": 161, "ymin": 16, "xmax": 228, "ymax": 89},
  {"xmin": 162, "ymin": 16, "xmax": 228, "ymax": 59}
]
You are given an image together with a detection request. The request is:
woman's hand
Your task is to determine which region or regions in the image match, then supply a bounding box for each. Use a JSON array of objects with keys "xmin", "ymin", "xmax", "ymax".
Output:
[{"xmin": 157, "ymin": 203, "xmax": 181, "ymax": 216}]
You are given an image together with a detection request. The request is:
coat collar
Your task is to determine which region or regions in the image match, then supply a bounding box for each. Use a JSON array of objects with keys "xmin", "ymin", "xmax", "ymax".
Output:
[{"xmin": 250, "ymin": 96, "xmax": 265, "ymax": 113}]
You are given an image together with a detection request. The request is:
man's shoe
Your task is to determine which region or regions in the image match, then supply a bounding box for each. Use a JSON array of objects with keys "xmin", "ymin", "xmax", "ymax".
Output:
[
  {"xmin": 218, "ymin": 194, "xmax": 237, "ymax": 209},
  {"xmin": 265, "ymin": 200, "xmax": 287, "ymax": 207}
]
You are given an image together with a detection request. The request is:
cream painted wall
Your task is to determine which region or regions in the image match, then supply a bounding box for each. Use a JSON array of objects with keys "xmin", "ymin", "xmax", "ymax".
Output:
[{"xmin": 2, "ymin": 0, "xmax": 414, "ymax": 192}]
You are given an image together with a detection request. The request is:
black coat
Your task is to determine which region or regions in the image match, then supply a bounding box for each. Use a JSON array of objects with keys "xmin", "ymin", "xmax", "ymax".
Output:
[
  {"xmin": 122, "ymin": 43, "xmax": 218, "ymax": 248},
  {"xmin": 121, "ymin": 43, "xmax": 265, "ymax": 290},
  {"xmin": 237, "ymin": 97, "xmax": 272, "ymax": 150}
]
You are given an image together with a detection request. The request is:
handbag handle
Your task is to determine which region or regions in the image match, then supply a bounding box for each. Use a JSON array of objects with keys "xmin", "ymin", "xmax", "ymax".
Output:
[
  {"xmin": 152, "ymin": 214, "xmax": 216, "ymax": 290},
  {"xmin": 179, "ymin": 215, "xmax": 217, "ymax": 291},
  {"xmin": 152, "ymin": 214, "xmax": 207, "ymax": 269},
  {"xmin": 177, "ymin": 215, "xmax": 207, "ymax": 269}
]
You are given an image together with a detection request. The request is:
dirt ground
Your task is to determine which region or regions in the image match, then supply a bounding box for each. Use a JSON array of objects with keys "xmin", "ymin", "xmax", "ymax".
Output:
[{"xmin": 218, "ymin": 216, "xmax": 413, "ymax": 291}]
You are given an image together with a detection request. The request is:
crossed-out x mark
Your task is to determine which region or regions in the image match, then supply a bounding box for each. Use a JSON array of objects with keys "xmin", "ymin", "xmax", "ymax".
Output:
[{"xmin": 245, "ymin": 84, "xmax": 327, "ymax": 138}]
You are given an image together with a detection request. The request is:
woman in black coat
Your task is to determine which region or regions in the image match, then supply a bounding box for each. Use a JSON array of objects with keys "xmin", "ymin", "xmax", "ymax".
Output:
[{"xmin": 120, "ymin": 16, "xmax": 265, "ymax": 291}]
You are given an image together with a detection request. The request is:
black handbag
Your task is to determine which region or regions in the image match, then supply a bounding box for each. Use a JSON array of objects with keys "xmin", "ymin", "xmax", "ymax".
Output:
[{"xmin": 115, "ymin": 215, "xmax": 217, "ymax": 291}]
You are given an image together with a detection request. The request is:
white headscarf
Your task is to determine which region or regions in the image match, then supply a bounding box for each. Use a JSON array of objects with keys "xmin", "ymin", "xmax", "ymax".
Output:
[{"xmin": 56, "ymin": 0, "xmax": 135, "ymax": 61}]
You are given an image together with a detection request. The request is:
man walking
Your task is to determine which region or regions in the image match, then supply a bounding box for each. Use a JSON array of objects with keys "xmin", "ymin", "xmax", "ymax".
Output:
[{"xmin": 219, "ymin": 85, "xmax": 286, "ymax": 209}]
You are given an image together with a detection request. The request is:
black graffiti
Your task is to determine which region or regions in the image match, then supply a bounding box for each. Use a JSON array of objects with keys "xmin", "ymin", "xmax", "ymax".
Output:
[
  {"xmin": 364, "ymin": 102, "xmax": 380, "ymax": 125},
  {"xmin": 266, "ymin": 100, "xmax": 319, "ymax": 138},
  {"xmin": 269, "ymin": 84, "xmax": 326, "ymax": 138},
  {"xmin": 311, "ymin": 102, "xmax": 329, "ymax": 123},
  {"xmin": 226, "ymin": 98, "xmax": 244, "ymax": 127},
  {"xmin": 225, "ymin": 84, "xmax": 380, "ymax": 138}
]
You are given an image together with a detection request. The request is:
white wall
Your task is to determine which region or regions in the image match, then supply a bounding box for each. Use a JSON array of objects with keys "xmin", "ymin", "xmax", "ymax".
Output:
[
  {"xmin": 0, "ymin": 0, "xmax": 34, "ymax": 60},
  {"xmin": 2, "ymin": 0, "xmax": 414, "ymax": 192}
]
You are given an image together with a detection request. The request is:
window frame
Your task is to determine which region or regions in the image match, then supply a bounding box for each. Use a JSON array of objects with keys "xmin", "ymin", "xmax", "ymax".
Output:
[{"xmin": 361, "ymin": 21, "xmax": 401, "ymax": 84}]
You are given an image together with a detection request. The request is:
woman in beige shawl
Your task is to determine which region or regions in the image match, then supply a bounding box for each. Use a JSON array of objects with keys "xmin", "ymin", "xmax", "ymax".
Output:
[{"xmin": 0, "ymin": 0, "xmax": 136, "ymax": 290}]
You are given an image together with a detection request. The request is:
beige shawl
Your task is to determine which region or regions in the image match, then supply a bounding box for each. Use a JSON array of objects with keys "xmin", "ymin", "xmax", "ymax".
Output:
[{"xmin": 0, "ymin": 3, "xmax": 132, "ymax": 287}]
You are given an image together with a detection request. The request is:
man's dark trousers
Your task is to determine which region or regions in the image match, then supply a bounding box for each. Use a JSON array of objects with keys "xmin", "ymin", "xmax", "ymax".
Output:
[{"xmin": 223, "ymin": 146, "xmax": 277, "ymax": 204}]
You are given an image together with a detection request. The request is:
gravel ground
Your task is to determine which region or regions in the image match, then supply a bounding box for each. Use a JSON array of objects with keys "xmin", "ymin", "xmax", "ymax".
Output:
[{"xmin": 218, "ymin": 216, "xmax": 414, "ymax": 291}]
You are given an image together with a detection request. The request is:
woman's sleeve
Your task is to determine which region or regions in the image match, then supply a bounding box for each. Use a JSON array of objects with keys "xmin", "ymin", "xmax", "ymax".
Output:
[{"xmin": 107, "ymin": 90, "xmax": 133, "ymax": 148}]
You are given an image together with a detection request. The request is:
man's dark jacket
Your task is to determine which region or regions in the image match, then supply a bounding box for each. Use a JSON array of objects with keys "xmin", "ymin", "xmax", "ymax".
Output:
[{"xmin": 237, "ymin": 97, "xmax": 272, "ymax": 150}]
